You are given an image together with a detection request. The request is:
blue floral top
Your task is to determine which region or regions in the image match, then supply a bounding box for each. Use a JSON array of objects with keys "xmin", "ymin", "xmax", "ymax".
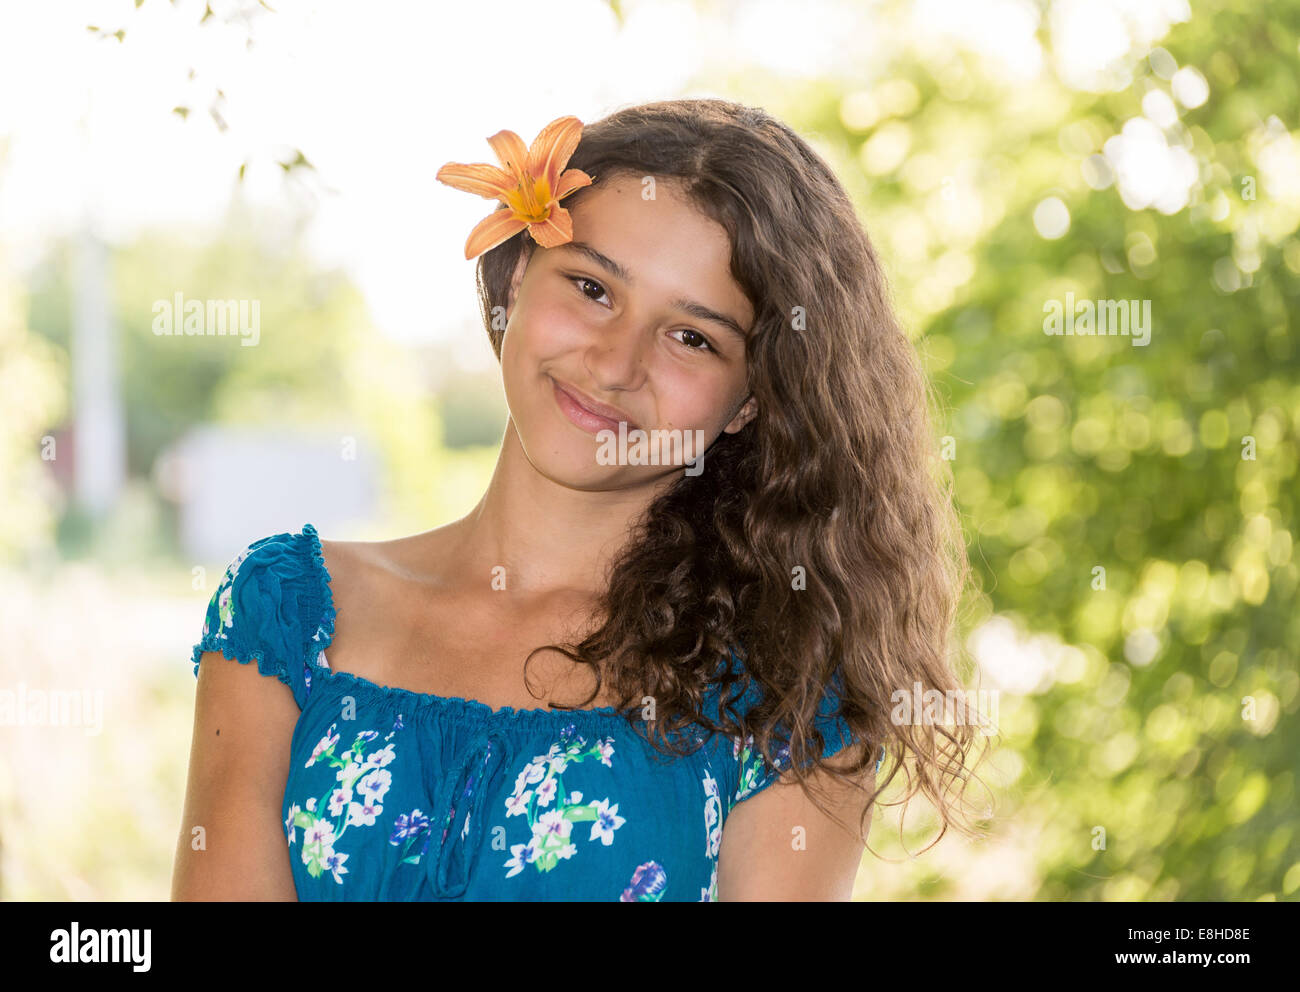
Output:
[{"xmin": 190, "ymin": 523, "xmax": 885, "ymax": 901}]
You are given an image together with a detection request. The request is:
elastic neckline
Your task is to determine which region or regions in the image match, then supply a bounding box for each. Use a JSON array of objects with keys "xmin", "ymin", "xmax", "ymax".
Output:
[{"xmin": 299, "ymin": 522, "xmax": 637, "ymax": 726}]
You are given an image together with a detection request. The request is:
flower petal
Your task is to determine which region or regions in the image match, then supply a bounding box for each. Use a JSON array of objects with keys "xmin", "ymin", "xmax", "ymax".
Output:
[
  {"xmin": 486, "ymin": 129, "xmax": 530, "ymax": 178},
  {"xmin": 526, "ymin": 203, "xmax": 574, "ymax": 249},
  {"xmin": 436, "ymin": 162, "xmax": 518, "ymax": 201},
  {"xmin": 525, "ymin": 116, "xmax": 584, "ymax": 193},
  {"xmin": 465, "ymin": 208, "xmax": 529, "ymax": 260},
  {"xmin": 551, "ymin": 170, "xmax": 592, "ymax": 204},
  {"xmin": 553, "ymin": 168, "xmax": 594, "ymax": 201}
]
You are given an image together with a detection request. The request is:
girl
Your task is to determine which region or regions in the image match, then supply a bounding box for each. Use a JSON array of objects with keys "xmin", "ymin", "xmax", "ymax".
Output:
[{"xmin": 173, "ymin": 99, "xmax": 984, "ymax": 901}]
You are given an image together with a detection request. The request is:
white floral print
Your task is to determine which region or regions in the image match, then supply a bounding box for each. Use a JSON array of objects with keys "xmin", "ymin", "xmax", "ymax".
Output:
[{"xmin": 502, "ymin": 724, "xmax": 624, "ymax": 877}]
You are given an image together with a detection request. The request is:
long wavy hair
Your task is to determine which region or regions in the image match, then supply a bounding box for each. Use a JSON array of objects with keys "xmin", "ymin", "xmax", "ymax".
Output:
[{"xmin": 475, "ymin": 98, "xmax": 990, "ymax": 854}]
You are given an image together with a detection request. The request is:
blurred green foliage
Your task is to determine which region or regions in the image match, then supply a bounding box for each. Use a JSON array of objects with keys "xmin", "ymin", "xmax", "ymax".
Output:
[
  {"xmin": 768, "ymin": 0, "xmax": 1298, "ymax": 899},
  {"xmin": 28, "ymin": 205, "xmax": 376, "ymax": 476},
  {"xmin": 25, "ymin": 200, "xmax": 504, "ymax": 555},
  {"xmin": 0, "ymin": 248, "xmax": 67, "ymax": 564},
  {"xmin": 439, "ymin": 375, "xmax": 508, "ymax": 448}
]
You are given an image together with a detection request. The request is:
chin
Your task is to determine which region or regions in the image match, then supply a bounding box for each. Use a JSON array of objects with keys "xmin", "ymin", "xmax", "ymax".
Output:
[
  {"xmin": 515, "ymin": 415, "xmax": 627, "ymax": 489},
  {"xmin": 543, "ymin": 456, "xmax": 635, "ymax": 492}
]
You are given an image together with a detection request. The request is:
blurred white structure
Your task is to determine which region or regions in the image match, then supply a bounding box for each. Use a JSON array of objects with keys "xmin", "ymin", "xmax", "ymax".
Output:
[
  {"xmin": 71, "ymin": 229, "xmax": 126, "ymax": 519},
  {"xmin": 156, "ymin": 425, "xmax": 380, "ymax": 561}
]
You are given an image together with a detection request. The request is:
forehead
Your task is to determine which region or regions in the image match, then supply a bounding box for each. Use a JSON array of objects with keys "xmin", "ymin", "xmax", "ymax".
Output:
[{"xmin": 559, "ymin": 177, "xmax": 754, "ymax": 330}]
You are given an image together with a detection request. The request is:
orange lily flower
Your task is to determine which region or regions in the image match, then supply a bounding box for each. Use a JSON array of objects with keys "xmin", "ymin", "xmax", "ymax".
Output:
[{"xmin": 436, "ymin": 115, "xmax": 594, "ymax": 260}]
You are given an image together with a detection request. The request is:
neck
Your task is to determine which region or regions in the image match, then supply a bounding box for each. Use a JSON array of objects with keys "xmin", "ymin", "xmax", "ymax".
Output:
[{"xmin": 445, "ymin": 420, "xmax": 672, "ymax": 599}]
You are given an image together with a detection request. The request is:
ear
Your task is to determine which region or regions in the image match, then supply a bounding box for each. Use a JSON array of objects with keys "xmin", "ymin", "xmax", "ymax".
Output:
[
  {"xmin": 722, "ymin": 394, "xmax": 757, "ymax": 434},
  {"xmin": 504, "ymin": 244, "xmax": 534, "ymax": 320}
]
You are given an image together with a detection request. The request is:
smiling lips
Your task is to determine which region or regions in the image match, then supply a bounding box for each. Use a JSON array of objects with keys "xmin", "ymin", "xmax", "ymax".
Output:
[{"xmin": 551, "ymin": 377, "xmax": 640, "ymax": 435}]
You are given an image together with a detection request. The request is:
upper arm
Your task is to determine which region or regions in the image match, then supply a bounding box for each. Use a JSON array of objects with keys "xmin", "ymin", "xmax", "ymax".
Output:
[
  {"xmin": 171, "ymin": 648, "xmax": 301, "ymax": 900},
  {"xmin": 716, "ymin": 742, "xmax": 875, "ymax": 901},
  {"xmin": 172, "ymin": 528, "xmax": 324, "ymax": 901}
]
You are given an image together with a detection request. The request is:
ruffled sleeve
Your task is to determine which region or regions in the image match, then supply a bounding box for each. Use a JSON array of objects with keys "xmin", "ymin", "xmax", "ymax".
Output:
[
  {"xmin": 189, "ymin": 522, "xmax": 335, "ymax": 711},
  {"xmin": 716, "ymin": 653, "xmax": 886, "ymax": 812}
]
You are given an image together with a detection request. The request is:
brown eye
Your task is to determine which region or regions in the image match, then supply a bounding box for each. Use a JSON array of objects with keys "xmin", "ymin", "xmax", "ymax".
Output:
[
  {"xmin": 671, "ymin": 328, "xmax": 716, "ymax": 354},
  {"xmin": 568, "ymin": 274, "xmax": 609, "ymax": 306}
]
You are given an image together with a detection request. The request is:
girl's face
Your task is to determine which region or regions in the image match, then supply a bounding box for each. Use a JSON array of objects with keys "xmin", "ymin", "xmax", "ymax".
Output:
[{"xmin": 499, "ymin": 175, "xmax": 756, "ymax": 490}]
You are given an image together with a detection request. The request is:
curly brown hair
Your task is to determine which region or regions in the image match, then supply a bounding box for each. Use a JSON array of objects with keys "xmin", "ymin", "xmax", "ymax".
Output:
[{"xmin": 475, "ymin": 97, "xmax": 991, "ymax": 855}]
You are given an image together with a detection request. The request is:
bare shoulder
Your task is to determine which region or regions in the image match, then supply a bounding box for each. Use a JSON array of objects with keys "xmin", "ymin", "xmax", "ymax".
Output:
[
  {"xmin": 316, "ymin": 530, "xmax": 404, "ymax": 600},
  {"xmin": 373, "ymin": 520, "xmax": 465, "ymax": 584},
  {"xmin": 729, "ymin": 739, "xmax": 876, "ymax": 837},
  {"xmin": 314, "ymin": 523, "xmax": 462, "ymax": 678},
  {"xmin": 319, "ymin": 522, "xmax": 460, "ymax": 589},
  {"xmin": 315, "ymin": 532, "xmax": 398, "ymax": 682},
  {"xmin": 716, "ymin": 740, "xmax": 876, "ymax": 901}
]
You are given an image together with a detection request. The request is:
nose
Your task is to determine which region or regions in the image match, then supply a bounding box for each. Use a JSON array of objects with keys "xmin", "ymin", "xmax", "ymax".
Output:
[{"xmin": 583, "ymin": 316, "xmax": 650, "ymax": 393}]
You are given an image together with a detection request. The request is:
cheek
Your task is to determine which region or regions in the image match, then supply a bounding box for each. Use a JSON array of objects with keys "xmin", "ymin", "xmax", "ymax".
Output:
[
  {"xmin": 501, "ymin": 296, "xmax": 587, "ymax": 410},
  {"xmin": 510, "ymin": 294, "xmax": 590, "ymax": 357},
  {"xmin": 655, "ymin": 371, "xmax": 738, "ymax": 432}
]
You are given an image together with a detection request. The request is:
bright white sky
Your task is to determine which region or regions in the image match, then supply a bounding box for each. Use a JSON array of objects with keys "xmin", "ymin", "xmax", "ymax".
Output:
[
  {"xmin": 0, "ymin": 0, "xmax": 1189, "ymax": 366},
  {"xmin": 0, "ymin": 0, "xmax": 886, "ymax": 367}
]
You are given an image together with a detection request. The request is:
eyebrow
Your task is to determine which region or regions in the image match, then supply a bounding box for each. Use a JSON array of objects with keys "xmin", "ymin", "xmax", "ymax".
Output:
[{"xmin": 557, "ymin": 240, "xmax": 749, "ymax": 341}]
